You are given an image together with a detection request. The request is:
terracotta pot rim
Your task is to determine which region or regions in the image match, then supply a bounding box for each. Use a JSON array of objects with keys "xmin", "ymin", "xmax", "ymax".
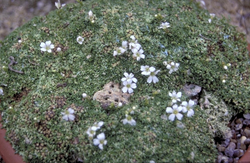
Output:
[{"xmin": 0, "ymin": 113, "xmax": 26, "ymax": 163}]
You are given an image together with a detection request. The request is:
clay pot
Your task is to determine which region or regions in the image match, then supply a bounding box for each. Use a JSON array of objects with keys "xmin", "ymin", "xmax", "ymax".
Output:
[
  {"xmin": 238, "ymin": 147, "xmax": 250, "ymax": 163},
  {"xmin": 0, "ymin": 113, "xmax": 25, "ymax": 163}
]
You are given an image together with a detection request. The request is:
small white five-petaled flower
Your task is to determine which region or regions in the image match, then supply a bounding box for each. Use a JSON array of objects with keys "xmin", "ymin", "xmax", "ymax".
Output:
[
  {"xmin": 169, "ymin": 90, "xmax": 182, "ymax": 103},
  {"xmin": 61, "ymin": 108, "xmax": 75, "ymax": 121},
  {"xmin": 121, "ymin": 72, "xmax": 137, "ymax": 83},
  {"xmin": 141, "ymin": 65, "xmax": 153, "ymax": 75},
  {"xmin": 166, "ymin": 62, "xmax": 180, "ymax": 74},
  {"xmin": 122, "ymin": 114, "xmax": 136, "ymax": 126},
  {"xmin": 166, "ymin": 104, "xmax": 183, "ymax": 121},
  {"xmin": 147, "ymin": 68, "xmax": 160, "ymax": 83},
  {"xmin": 113, "ymin": 47, "xmax": 126, "ymax": 56},
  {"xmin": 159, "ymin": 22, "xmax": 170, "ymax": 29},
  {"xmin": 40, "ymin": 41, "xmax": 54, "ymax": 53},
  {"xmin": 181, "ymin": 100, "xmax": 195, "ymax": 117},
  {"xmin": 93, "ymin": 121, "xmax": 104, "ymax": 130},
  {"xmin": 122, "ymin": 81, "xmax": 137, "ymax": 94},
  {"xmin": 93, "ymin": 133, "xmax": 107, "ymax": 150},
  {"xmin": 77, "ymin": 36, "xmax": 84, "ymax": 44},
  {"xmin": 86, "ymin": 126, "xmax": 98, "ymax": 138},
  {"xmin": 132, "ymin": 49, "xmax": 145, "ymax": 61},
  {"xmin": 122, "ymin": 41, "xmax": 128, "ymax": 50}
]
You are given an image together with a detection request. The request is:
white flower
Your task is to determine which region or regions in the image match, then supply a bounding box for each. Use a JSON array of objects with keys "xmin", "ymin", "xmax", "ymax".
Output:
[
  {"xmin": 88, "ymin": 10, "xmax": 95, "ymax": 23},
  {"xmin": 77, "ymin": 36, "xmax": 84, "ymax": 44},
  {"xmin": 169, "ymin": 90, "xmax": 182, "ymax": 103},
  {"xmin": 122, "ymin": 81, "xmax": 136, "ymax": 94},
  {"xmin": 181, "ymin": 100, "xmax": 195, "ymax": 117},
  {"xmin": 147, "ymin": 69, "xmax": 160, "ymax": 83},
  {"xmin": 86, "ymin": 126, "xmax": 98, "ymax": 137},
  {"xmin": 93, "ymin": 133, "xmax": 107, "ymax": 150},
  {"xmin": 141, "ymin": 65, "xmax": 154, "ymax": 76},
  {"xmin": 55, "ymin": 0, "xmax": 66, "ymax": 9},
  {"xmin": 130, "ymin": 35, "xmax": 136, "ymax": 41},
  {"xmin": 208, "ymin": 13, "xmax": 215, "ymax": 23},
  {"xmin": 118, "ymin": 102, "xmax": 123, "ymax": 107},
  {"xmin": 166, "ymin": 62, "xmax": 180, "ymax": 74},
  {"xmin": 132, "ymin": 49, "xmax": 145, "ymax": 61},
  {"xmin": 61, "ymin": 108, "xmax": 75, "ymax": 121},
  {"xmin": 166, "ymin": 104, "xmax": 183, "ymax": 121},
  {"xmin": 40, "ymin": 41, "xmax": 54, "ymax": 53},
  {"xmin": 223, "ymin": 65, "xmax": 228, "ymax": 70},
  {"xmin": 18, "ymin": 39, "xmax": 22, "ymax": 43},
  {"xmin": 113, "ymin": 47, "xmax": 126, "ymax": 56},
  {"xmin": 93, "ymin": 121, "xmax": 104, "ymax": 130},
  {"xmin": 129, "ymin": 42, "xmax": 141, "ymax": 51},
  {"xmin": 222, "ymin": 79, "xmax": 226, "ymax": 83},
  {"xmin": 122, "ymin": 41, "xmax": 128, "ymax": 50},
  {"xmin": 129, "ymin": 35, "xmax": 141, "ymax": 50},
  {"xmin": 121, "ymin": 72, "xmax": 137, "ymax": 83},
  {"xmin": 89, "ymin": 10, "xmax": 93, "ymax": 18},
  {"xmin": 159, "ymin": 22, "xmax": 170, "ymax": 29},
  {"xmin": 122, "ymin": 114, "xmax": 136, "ymax": 126},
  {"xmin": 82, "ymin": 93, "xmax": 87, "ymax": 98},
  {"xmin": 0, "ymin": 87, "xmax": 3, "ymax": 95},
  {"xmin": 149, "ymin": 161, "xmax": 155, "ymax": 163}
]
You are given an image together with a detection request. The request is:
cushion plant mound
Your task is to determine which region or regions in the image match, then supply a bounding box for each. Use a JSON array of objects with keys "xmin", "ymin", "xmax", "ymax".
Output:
[{"xmin": 0, "ymin": 0, "xmax": 249, "ymax": 162}]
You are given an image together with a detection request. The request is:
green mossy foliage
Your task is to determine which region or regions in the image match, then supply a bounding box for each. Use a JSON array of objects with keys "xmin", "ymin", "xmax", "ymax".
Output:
[{"xmin": 0, "ymin": 0, "xmax": 249, "ymax": 162}]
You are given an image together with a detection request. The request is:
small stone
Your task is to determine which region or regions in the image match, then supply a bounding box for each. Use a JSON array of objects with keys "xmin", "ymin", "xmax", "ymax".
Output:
[
  {"xmin": 235, "ymin": 123, "xmax": 243, "ymax": 130},
  {"xmin": 239, "ymin": 136, "xmax": 247, "ymax": 150},
  {"xmin": 243, "ymin": 113, "xmax": 250, "ymax": 120},
  {"xmin": 235, "ymin": 118, "xmax": 243, "ymax": 124},
  {"xmin": 233, "ymin": 149, "xmax": 244, "ymax": 158},
  {"xmin": 217, "ymin": 155, "xmax": 229, "ymax": 163},
  {"xmin": 244, "ymin": 138, "xmax": 250, "ymax": 145},
  {"xmin": 217, "ymin": 144, "xmax": 225, "ymax": 152},
  {"xmin": 183, "ymin": 84, "xmax": 201, "ymax": 97},
  {"xmin": 234, "ymin": 157, "xmax": 239, "ymax": 163},
  {"xmin": 225, "ymin": 142, "xmax": 236, "ymax": 157},
  {"xmin": 243, "ymin": 119, "xmax": 250, "ymax": 126},
  {"xmin": 221, "ymin": 138, "xmax": 231, "ymax": 147},
  {"xmin": 244, "ymin": 127, "xmax": 250, "ymax": 137}
]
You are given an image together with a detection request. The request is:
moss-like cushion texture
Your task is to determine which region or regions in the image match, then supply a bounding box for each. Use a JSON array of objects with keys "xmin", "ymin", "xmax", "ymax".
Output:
[{"xmin": 0, "ymin": 0, "xmax": 249, "ymax": 162}]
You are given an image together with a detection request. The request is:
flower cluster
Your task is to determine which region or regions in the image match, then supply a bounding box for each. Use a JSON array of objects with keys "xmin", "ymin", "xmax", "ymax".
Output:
[
  {"xmin": 113, "ymin": 35, "xmax": 145, "ymax": 61},
  {"xmin": 121, "ymin": 72, "xmax": 137, "ymax": 94},
  {"xmin": 129, "ymin": 36, "xmax": 145, "ymax": 61},
  {"xmin": 163, "ymin": 61, "xmax": 180, "ymax": 74},
  {"xmin": 86, "ymin": 122, "xmax": 107, "ymax": 150},
  {"xmin": 166, "ymin": 91, "xmax": 195, "ymax": 121},
  {"xmin": 61, "ymin": 108, "xmax": 75, "ymax": 121},
  {"xmin": 86, "ymin": 121, "xmax": 104, "ymax": 138},
  {"xmin": 141, "ymin": 66, "xmax": 160, "ymax": 83},
  {"xmin": 122, "ymin": 106, "xmax": 137, "ymax": 126}
]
